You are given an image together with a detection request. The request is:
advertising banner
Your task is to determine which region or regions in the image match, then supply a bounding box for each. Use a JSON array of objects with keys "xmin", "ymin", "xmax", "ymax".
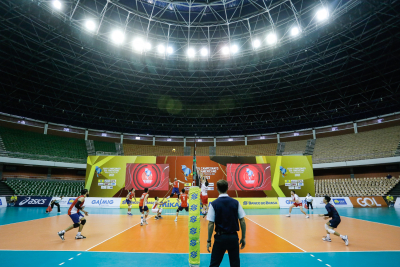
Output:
[
  {"xmin": 0, "ymin": 197, "xmax": 7, "ymax": 208},
  {"xmin": 227, "ymin": 164, "xmax": 272, "ymax": 191},
  {"xmin": 188, "ymin": 186, "xmax": 201, "ymax": 267},
  {"xmin": 125, "ymin": 164, "xmax": 169, "ymax": 191},
  {"xmin": 279, "ymin": 197, "xmax": 353, "ymax": 208},
  {"xmin": 237, "ymin": 198, "xmax": 279, "ymax": 209},
  {"xmin": 120, "ymin": 197, "xmax": 181, "ymax": 209},
  {"xmin": 349, "ymin": 197, "xmax": 388, "ymax": 208},
  {"xmin": 16, "ymin": 196, "xmax": 52, "ymax": 207},
  {"xmin": 49, "ymin": 197, "xmax": 77, "ymax": 208},
  {"xmin": 84, "ymin": 197, "xmax": 122, "ymax": 208},
  {"xmin": 394, "ymin": 198, "xmax": 400, "ymax": 209}
]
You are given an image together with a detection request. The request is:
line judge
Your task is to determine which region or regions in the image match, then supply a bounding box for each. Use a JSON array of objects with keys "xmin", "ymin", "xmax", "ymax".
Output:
[{"xmin": 206, "ymin": 179, "xmax": 246, "ymax": 267}]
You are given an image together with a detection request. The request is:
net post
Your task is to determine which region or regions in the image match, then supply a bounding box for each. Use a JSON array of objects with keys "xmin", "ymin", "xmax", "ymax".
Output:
[{"xmin": 188, "ymin": 186, "xmax": 201, "ymax": 267}]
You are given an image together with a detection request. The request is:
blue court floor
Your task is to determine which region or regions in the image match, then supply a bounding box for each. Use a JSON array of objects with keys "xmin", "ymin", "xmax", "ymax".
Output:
[{"xmin": 0, "ymin": 207, "xmax": 399, "ymax": 267}]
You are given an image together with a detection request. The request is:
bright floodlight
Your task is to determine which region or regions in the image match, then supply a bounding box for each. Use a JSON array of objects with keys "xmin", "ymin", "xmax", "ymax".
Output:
[
  {"xmin": 144, "ymin": 42, "xmax": 152, "ymax": 51},
  {"xmin": 266, "ymin": 33, "xmax": 277, "ymax": 45},
  {"xmin": 167, "ymin": 46, "xmax": 173, "ymax": 55},
  {"xmin": 53, "ymin": 0, "xmax": 62, "ymax": 10},
  {"xmin": 85, "ymin": 20, "xmax": 96, "ymax": 32},
  {"xmin": 133, "ymin": 38, "xmax": 144, "ymax": 51},
  {"xmin": 316, "ymin": 8, "xmax": 329, "ymax": 21},
  {"xmin": 187, "ymin": 48, "xmax": 195, "ymax": 58},
  {"xmin": 291, "ymin": 27, "xmax": 300, "ymax": 36},
  {"xmin": 200, "ymin": 48, "xmax": 208, "ymax": 56},
  {"xmin": 221, "ymin": 46, "xmax": 230, "ymax": 55},
  {"xmin": 230, "ymin": 45, "xmax": 238, "ymax": 54},
  {"xmin": 252, "ymin": 39, "xmax": 261, "ymax": 48},
  {"xmin": 111, "ymin": 30, "xmax": 125, "ymax": 45},
  {"xmin": 157, "ymin": 44, "xmax": 165, "ymax": 54}
]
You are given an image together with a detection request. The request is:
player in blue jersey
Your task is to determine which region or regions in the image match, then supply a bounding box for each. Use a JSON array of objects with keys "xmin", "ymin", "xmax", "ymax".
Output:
[{"xmin": 319, "ymin": 196, "xmax": 349, "ymax": 245}]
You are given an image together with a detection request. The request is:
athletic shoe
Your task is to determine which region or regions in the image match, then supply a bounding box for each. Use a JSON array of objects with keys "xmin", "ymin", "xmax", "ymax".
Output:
[
  {"xmin": 155, "ymin": 216, "xmax": 159, "ymax": 220},
  {"xmin": 322, "ymin": 236, "xmax": 332, "ymax": 242},
  {"xmin": 75, "ymin": 235, "xmax": 86, "ymax": 239},
  {"xmin": 286, "ymin": 214, "xmax": 291, "ymax": 217},
  {"xmin": 174, "ymin": 218, "xmax": 178, "ymax": 222},
  {"xmin": 140, "ymin": 222, "xmax": 143, "ymax": 226},
  {"xmin": 342, "ymin": 235, "xmax": 349, "ymax": 246},
  {"xmin": 128, "ymin": 213, "xmax": 133, "ymax": 216},
  {"xmin": 58, "ymin": 212, "xmax": 61, "ymax": 214},
  {"xmin": 58, "ymin": 231, "xmax": 65, "ymax": 241},
  {"xmin": 306, "ymin": 216, "xmax": 309, "ymax": 218},
  {"xmin": 203, "ymin": 213, "xmax": 208, "ymax": 218},
  {"xmin": 144, "ymin": 220, "xmax": 148, "ymax": 225},
  {"xmin": 158, "ymin": 216, "xmax": 163, "ymax": 219}
]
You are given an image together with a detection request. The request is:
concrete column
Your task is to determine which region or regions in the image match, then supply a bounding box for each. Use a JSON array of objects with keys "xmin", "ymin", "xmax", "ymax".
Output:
[
  {"xmin": 184, "ymin": 138, "xmax": 186, "ymax": 147},
  {"xmin": 312, "ymin": 129, "xmax": 316, "ymax": 139},
  {"xmin": 120, "ymin": 134, "xmax": 123, "ymax": 144},
  {"xmin": 245, "ymin": 136, "xmax": 247, "ymax": 146},
  {"xmin": 44, "ymin": 123, "xmax": 48, "ymax": 135},
  {"xmin": 0, "ymin": 164, "xmax": 3, "ymax": 181},
  {"xmin": 277, "ymin": 133, "xmax": 280, "ymax": 143},
  {"xmin": 85, "ymin": 130, "xmax": 88, "ymax": 140},
  {"xmin": 350, "ymin": 167, "xmax": 354, "ymax": 179},
  {"xmin": 153, "ymin": 136, "xmax": 156, "ymax": 146},
  {"xmin": 214, "ymin": 138, "xmax": 216, "ymax": 147},
  {"xmin": 47, "ymin": 168, "xmax": 52, "ymax": 180},
  {"xmin": 353, "ymin": 122, "xmax": 358, "ymax": 134}
]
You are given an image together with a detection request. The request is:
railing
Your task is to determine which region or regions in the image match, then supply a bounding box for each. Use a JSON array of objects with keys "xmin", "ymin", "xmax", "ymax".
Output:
[
  {"xmin": 4, "ymin": 152, "xmax": 86, "ymax": 164},
  {"xmin": 312, "ymin": 150, "xmax": 397, "ymax": 164},
  {"xmin": 95, "ymin": 151, "xmax": 118, "ymax": 156},
  {"xmin": 282, "ymin": 151, "xmax": 304, "ymax": 155}
]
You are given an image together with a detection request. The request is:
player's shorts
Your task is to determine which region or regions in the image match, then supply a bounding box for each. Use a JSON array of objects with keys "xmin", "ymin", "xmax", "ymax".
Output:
[
  {"xmin": 152, "ymin": 208, "xmax": 163, "ymax": 214},
  {"xmin": 126, "ymin": 199, "xmax": 132, "ymax": 205},
  {"xmin": 329, "ymin": 219, "xmax": 341, "ymax": 228},
  {"xmin": 172, "ymin": 187, "xmax": 180, "ymax": 195},
  {"xmin": 139, "ymin": 206, "xmax": 149, "ymax": 213},
  {"xmin": 69, "ymin": 213, "xmax": 84, "ymax": 224},
  {"xmin": 201, "ymin": 194, "xmax": 208, "ymax": 205},
  {"xmin": 178, "ymin": 206, "xmax": 189, "ymax": 212},
  {"xmin": 293, "ymin": 202, "xmax": 302, "ymax": 207}
]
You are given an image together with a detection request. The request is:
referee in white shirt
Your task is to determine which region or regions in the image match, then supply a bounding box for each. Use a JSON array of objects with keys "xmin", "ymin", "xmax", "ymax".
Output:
[{"xmin": 206, "ymin": 180, "xmax": 246, "ymax": 267}]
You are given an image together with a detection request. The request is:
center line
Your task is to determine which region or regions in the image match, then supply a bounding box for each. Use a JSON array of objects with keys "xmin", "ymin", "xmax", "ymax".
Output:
[
  {"xmin": 77, "ymin": 253, "xmax": 81, "ymax": 256},
  {"xmin": 59, "ymin": 263, "xmax": 64, "ymax": 266},
  {"xmin": 318, "ymin": 259, "xmax": 322, "ymax": 262},
  {"xmin": 85, "ymin": 216, "xmax": 153, "ymax": 251},
  {"xmin": 326, "ymin": 264, "xmax": 331, "ymax": 267},
  {"xmin": 69, "ymin": 258, "xmax": 73, "ymax": 260}
]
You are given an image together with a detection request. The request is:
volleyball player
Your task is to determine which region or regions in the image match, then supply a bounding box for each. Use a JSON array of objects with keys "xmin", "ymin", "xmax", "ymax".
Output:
[
  {"xmin": 169, "ymin": 178, "xmax": 185, "ymax": 200},
  {"xmin": 139, "ymin": 188, "xmax": 150, "ymax": 226},
  {"xmin": 175, "ymin": 188, "xmax": 188, "ymax": 222},
  {"xmin": 126, "ymin": 188, "xmax": 137, "ymax": 216},
  {"xmin": 152, "ymin": 196, "xmax": 167, "ymax": 219},
  {"xmin": 57, "ymin": 189, "xmax": 89, "ymax": 240},
  {"xmin": 319, "ymin": 196, "xmax": 349, "ymax": 245},
  {"xmin": 286, "ymin": 190, "xmax": 309, "ymax": 218},
  {"xmin": 201, "ymin": 177, "xmax": 209, "ymax": 217}
]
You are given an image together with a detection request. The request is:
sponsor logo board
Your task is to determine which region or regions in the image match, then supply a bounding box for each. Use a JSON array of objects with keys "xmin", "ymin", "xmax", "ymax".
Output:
[
  {"xmin": 0, "ymin": 197, "xmax": 6, "ymax": 207},
  {"xmin": 85, "ymin": 197, "xmax": 121, "ymax": 208},
  {"xmin": 394, "ymin": 198, "xmax": 400, "ymax": 209},
  {"xmin": 237, "ymin": 198, "xmax": 279, "ymax": 209},
  {"xmin": 16, "ymin": 196, "xmax": 52, "ymax": 207},
  {"xmin": 349, "ymin": 197, "xmax": 387, "ymax": 208},
  {"xmin": 279, "ymin": 197, "xmax": 353, "ymax": 208}
]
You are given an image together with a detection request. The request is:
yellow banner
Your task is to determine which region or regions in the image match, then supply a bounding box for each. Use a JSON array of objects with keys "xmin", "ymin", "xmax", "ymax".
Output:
[
  {"xmin": 120, "ymin": 197, "xmax": 181, "ymax": 209},
  {"xmin": 188, "ymin": 186, "xmax": 201, "ymax": 266}
]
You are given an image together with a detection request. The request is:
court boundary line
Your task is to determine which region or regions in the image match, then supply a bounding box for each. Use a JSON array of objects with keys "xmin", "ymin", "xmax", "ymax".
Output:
[
  {"xmin": 246, "ymin": 217, "xmax": 307, "ymax": 252},
  {"xmin": 85, "ymin": 216, "xmax": 153, "ymax": 251},
  {"xmin": 1, "ymin": 250, "xmax": 399, "ymax": 253},
  {"xmin": 341, "ymin": 216, "xmax": 400, "ymax": 228},
  {"xmin": 0, "ymin": 214, "xmax": 65, "ymax": 227}
]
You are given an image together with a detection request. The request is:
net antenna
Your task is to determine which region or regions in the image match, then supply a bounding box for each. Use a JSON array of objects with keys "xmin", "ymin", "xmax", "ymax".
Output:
[{"xmin": 193, "ymin": 134, "xmax": 200, "ymax": 187}]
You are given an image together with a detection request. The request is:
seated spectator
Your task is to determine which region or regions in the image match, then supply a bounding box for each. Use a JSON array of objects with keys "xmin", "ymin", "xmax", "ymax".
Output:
[
  {"xmin": 386, "ymin": 174, "xmax": 392, "ymax": 179},
  {"xmin": 9, "ymin": 195, "xmax": 18, "ymax": 206}
]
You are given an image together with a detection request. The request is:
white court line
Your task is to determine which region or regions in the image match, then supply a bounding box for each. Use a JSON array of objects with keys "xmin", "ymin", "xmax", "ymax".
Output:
[
  {"xmin": 318, "ymin": 259, "xmax": 322, "ymax": 262},
  {"xmin": 59, "ymin": 263, "xmax": 64, "ymax": 266},
  {"xmin": 68, "ymin": 258, "xmax": 73, "ymax": 260},
  {"xmin": 326, "ymin": 264, "xmax": 331, "ymax": 267},
  {"xmin": 341, "ymin": 216, "xmax": 400, "ymax": 228},
  {"xmin": 310, "ymin": 254, "xmax": 314, "ymax": 257},
  {"xmin": 85, "ymin": 216, "xmax": 153, "ymax": 251},
  {"xmin": 246, "ymin": 217, "xmax": 306, "ymax": 252},
  {"xmin": 77, "ymin": 253, "xmax": 81, "ymax": 256}
]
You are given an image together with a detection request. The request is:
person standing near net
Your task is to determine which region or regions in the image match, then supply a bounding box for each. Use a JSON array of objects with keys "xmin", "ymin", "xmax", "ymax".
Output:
[
  {"xmin": 126, "ymin": 188, "xmax": 137, "ymax": 216},
  {"xmin": 305, "ymin": 193, "xmax": 313, "ymax": 210},
  {"xmin": 139, "ymin": 188, "xmax": 150, "ymax": 226},
  {"xmin": 206, "ymin": 180, "xmax": 246, "ymax": 267}
]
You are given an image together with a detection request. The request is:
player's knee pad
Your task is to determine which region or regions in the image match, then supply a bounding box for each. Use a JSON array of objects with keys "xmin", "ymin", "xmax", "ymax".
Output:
[
  {"xmin": 81, "ymin": 219, "xmax": 86, "ymax": 225},
  {"xmin": 176, "ymin": 208, "xmax": 180, "ymax": 213},
  {"xmin": 73, "ymin": 223, "xmax": 80, "ymax": 228},
  {"xmin": 325, "ymin": 224, "xmax": 335, "ymax": 233}
]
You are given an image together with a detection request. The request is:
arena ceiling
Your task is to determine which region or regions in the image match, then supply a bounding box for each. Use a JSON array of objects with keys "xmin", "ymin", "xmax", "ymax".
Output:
[{"xmin": 0, "ymin": 0, "xmax": 399, "ymax": 136}]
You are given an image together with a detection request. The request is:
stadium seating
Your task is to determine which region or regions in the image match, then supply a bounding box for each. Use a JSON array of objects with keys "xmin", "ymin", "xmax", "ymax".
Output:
[
  {"xmin": 315, "ymin": 177, "xmax": 400, "ymax": 197},
  {"xmin": 123, "ymin": 144, "xmax": 184, "ymax": 156},
  {"xmin": 313, "ymin": 126, "xmax": 400, "ymax": 163},
  {"xmin": 216, "ymin": 143, "xmax": 277, "ymax": 156},
  {"xmin": 0, "ymin": 127, "xmax": 87, "ymax": 163},
  {"xmin": 283, "ymin": 140, "xmax": 307, "ymax": 155},
  {"xmin": 93, "ymin": 140, "xmax": 117, "ymax": 154},
  {"xmin": 5, "ymin": 179, "xmax": 84, "ymax": 197}
]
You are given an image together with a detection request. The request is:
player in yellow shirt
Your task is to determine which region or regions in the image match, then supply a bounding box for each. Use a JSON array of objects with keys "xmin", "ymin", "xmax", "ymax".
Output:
[
  {"xmin": 10, "ymin": 195, "xmax": 18, "ymax": 206},
  {"xmin": 386, "ymin": 195, "xmax": 394, "ymax": 207}
]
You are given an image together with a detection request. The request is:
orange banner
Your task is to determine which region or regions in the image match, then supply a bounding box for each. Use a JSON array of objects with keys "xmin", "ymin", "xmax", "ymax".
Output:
[{"xmin": 349, "ymin": 196, "xmax": 388, "ymax": 208}]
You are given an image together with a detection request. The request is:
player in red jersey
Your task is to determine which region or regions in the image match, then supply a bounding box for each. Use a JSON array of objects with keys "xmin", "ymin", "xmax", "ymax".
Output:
[
  {"xmin": 286, "ymin": 190, "xmax": 309, "ymax": 218},
  {"xmin": 169, "ymin": 178, "xmax": 185, "ymax": 200},
  {"xmin": 57, "ymin": 189, "xmax": 89, "ymax": 240},
  {"xmin": 200, "ymin": 176, "xmax": 209, "ymax": 217},
  {"xmin": 139, "ymin": 188, "xmax": 150, "ymax": 226},
  {"xmin": 175, "ymin": 188, "xmax": 189, "ymax": 222},
  {"xmin": 152, "ymin": 196, "xmax": 167, "ymax": 220},
  {"xmin": 126, "ymin": 188, "xmax": 137, "ymax": 216}
]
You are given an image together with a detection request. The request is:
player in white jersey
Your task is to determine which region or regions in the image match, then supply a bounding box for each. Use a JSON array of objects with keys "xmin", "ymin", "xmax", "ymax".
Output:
[
  {"xmin": 200, "ymin": 176, "xmax": 209, "ymax": 217},
  {"xmin": 286, "ymin": 190, "xmax": 309, "ymax": 218},
  {"xmin": 152, "ymin": 196, "xmax": 168, "ymax": 220}
]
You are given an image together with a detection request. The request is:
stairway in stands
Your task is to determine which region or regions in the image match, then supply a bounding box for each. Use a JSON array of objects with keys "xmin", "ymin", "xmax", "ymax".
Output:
[
  {"xmin": 115, "ymin": 143, "xmax": 124, "ymax": 155},
  {"xmin": 304, "ymin": 139, "xmax": 316, "ymax": 156},
  {"xmin": 85, "ymin": 140, "xmax": 96, "ymax": 156},
  {"xmin": 276, "ymin": 143, "xmax": 285, "ymax": 156},
  {"xmin": 0, "ymin": 181, "xmax": 14, "ymax": 196},
  {"xmin": 395, "ymin": 141, "xmax": 400, "ymax": 157},
  {"xmin": 0, "ymin": 135, "xmax": 8, "ymax": 157},
  {"xmin": 388, "ymin": 179, "xmax": 400, "ymax": 197}
]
